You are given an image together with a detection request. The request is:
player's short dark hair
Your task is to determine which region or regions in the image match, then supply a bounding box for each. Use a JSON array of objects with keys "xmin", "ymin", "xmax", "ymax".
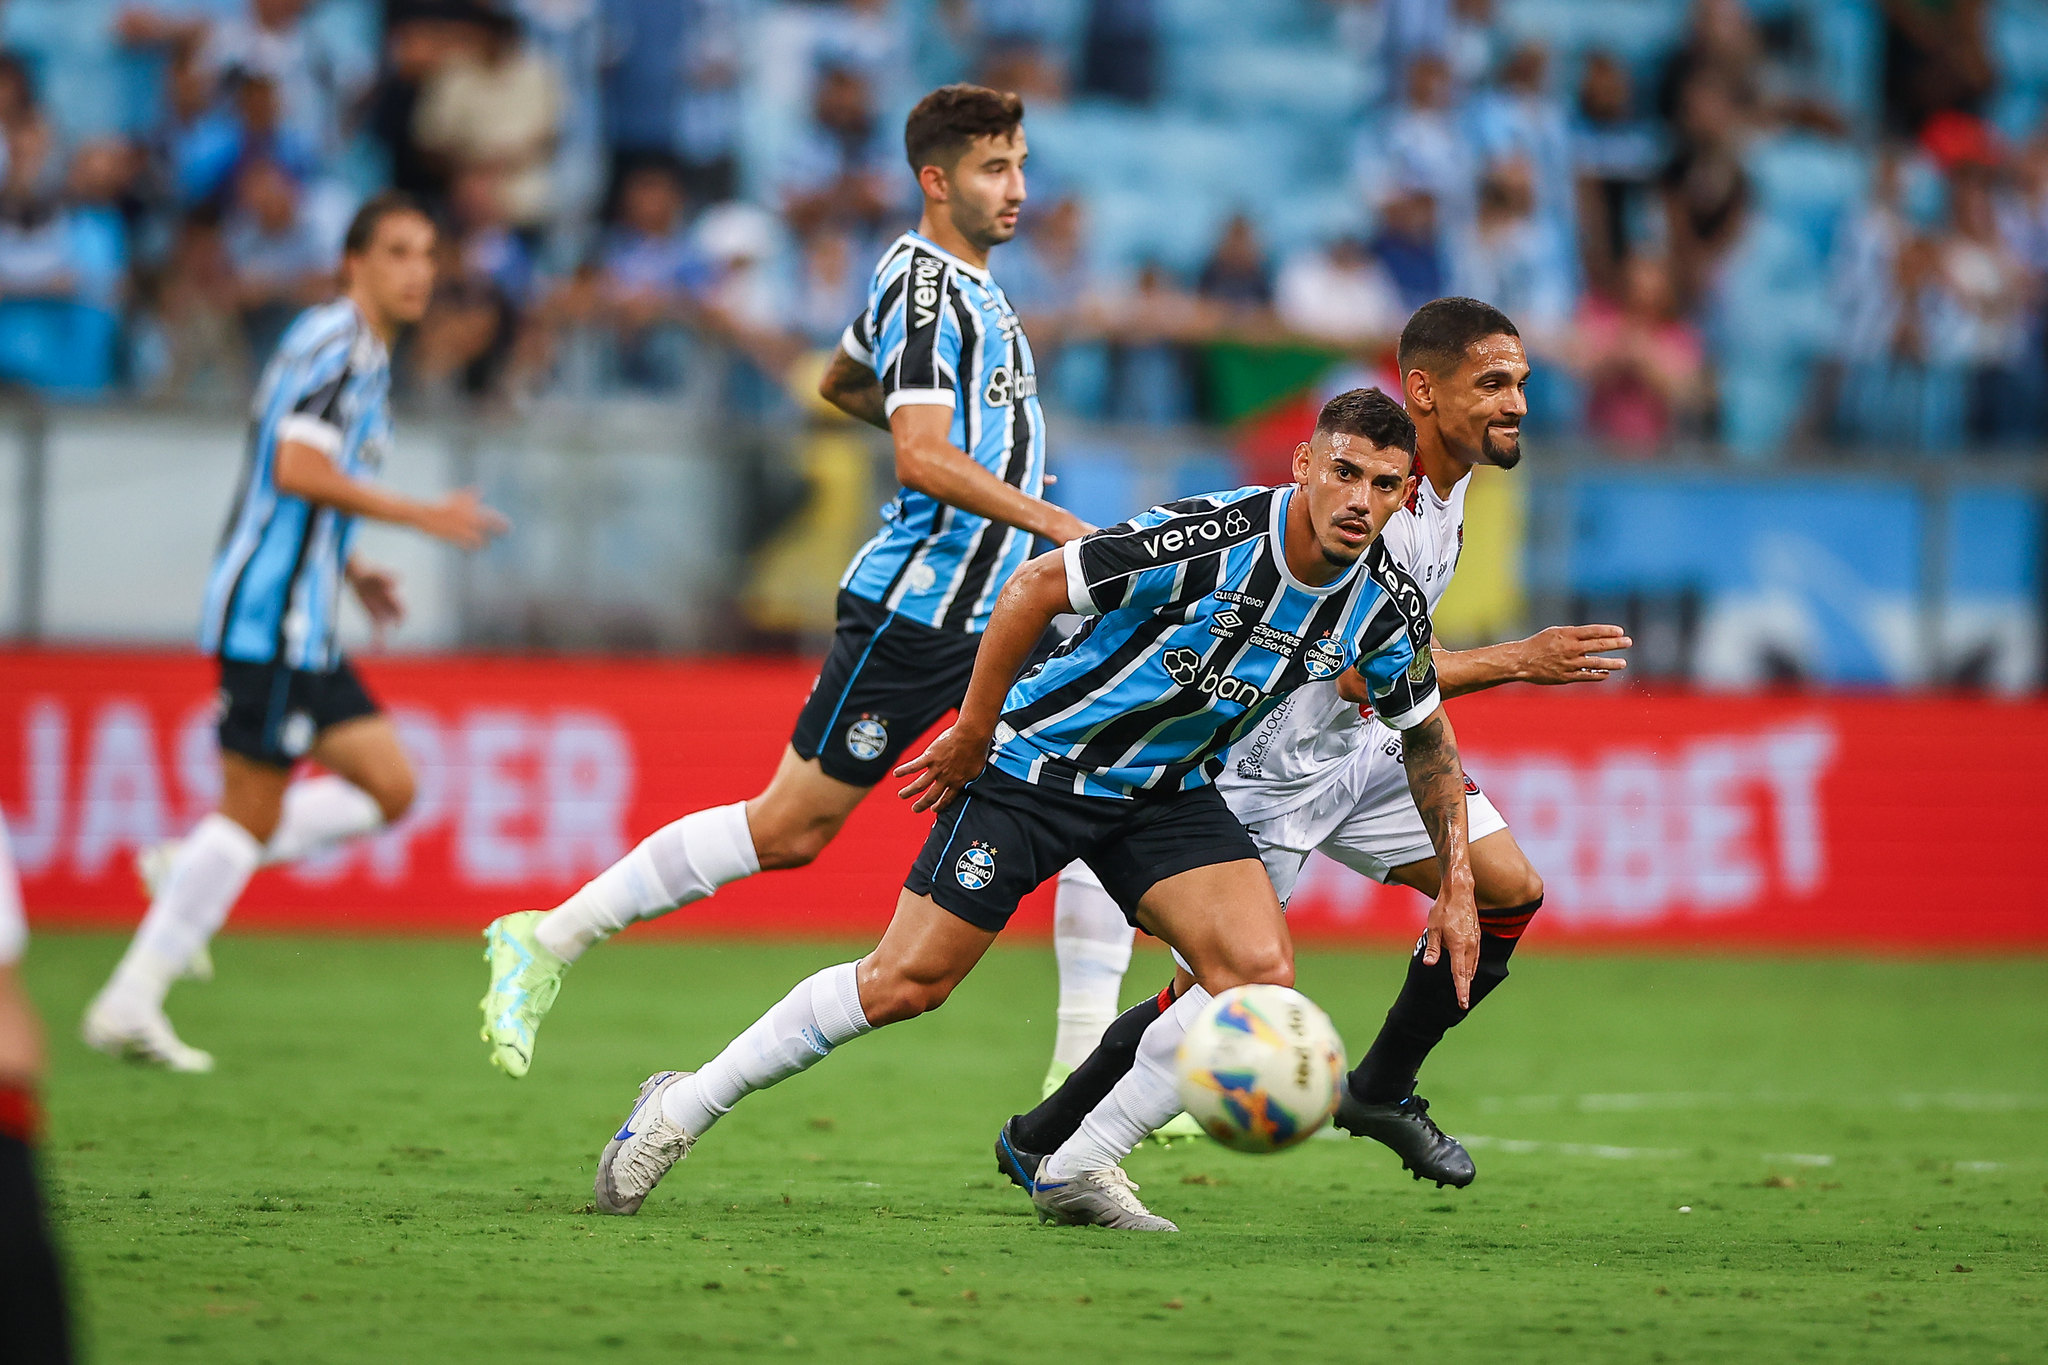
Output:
[
  {"xmin": 343, "ymin": 191, "xmax": 429, "ymax": 256},
  {"xmin": 1397, "ymin": 297, "xmax": 1520, "ymax": 378},
  {"xmin": 904, "ymin": 84, "xmax": 1025, "ymax": 173},
  {"xmin": 1315, "ymin": 387, "xmax": 1416, "ymax": 457}
]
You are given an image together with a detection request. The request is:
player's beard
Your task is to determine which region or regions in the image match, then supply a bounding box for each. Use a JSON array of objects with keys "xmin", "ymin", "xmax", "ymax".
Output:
[{"xmin": 1485, "ymin": 423, "xmax": 1523, "ymax": 469}]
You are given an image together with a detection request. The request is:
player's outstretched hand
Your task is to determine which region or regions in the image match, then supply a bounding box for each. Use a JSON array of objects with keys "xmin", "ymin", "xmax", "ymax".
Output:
[
  {"xmin": 1520, "ymin": 624, "xmax": 1630, "ymax": 685},
  {"xmin": 894, "ymin": 724, "xmax": 990, "ymax": 813},
  {"xmin": 1420, "ymin": 882, "xmax": 1480, "ymax": 1009},
  {"xmin": 417, "ymin": 488, "xmax": 511, "ymax": 552}
]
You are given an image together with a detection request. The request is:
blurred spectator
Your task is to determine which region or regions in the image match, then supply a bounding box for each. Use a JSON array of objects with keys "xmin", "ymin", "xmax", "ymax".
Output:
[
  {"xmin": 1572, "ymin": 255, "xmax": 1708, "ymax": 453},
  {"xmin": 224, "ymin": 157, "xmax": 329, "ymax": 364},
  {"xmin": 0, "ymin": 53, "xmax": 53, "ymax": 188},
  {"xmin": 1367, "ymin": 54, "xmax": 1479, "ymax": 229},
  {"xmin": 118, "ymin": 0, "xmax": 370, "ymax": 162},
  {"xmin": 1106, "ymin": 261, "xmax": 1202, "ymax": 423},
  {"xmin": 1197, "ymin": 213, "xmax": 1274, "ymax": 317},
  {"xmin": 1572, "ymin": 49, "xmax": 1664, "ymax": 297},
  {"xmin": 1656, "ymin": 0, "xmax": 1762, "ymax": 127},
  {"xmin": 1374, "ymin": 0, "xmax": 1498, "ymax": 100},
  {"xmin": 1275, "ymin": 236, "xmax": 1402, "ymax": 345},
  {"xmin": 414, "ymin": 8, "xmax": 564, "ymax": 229},
  {"xmin": 600, "ymin": 0, "xmax": 743, "ymax": 204},
  {"xmin": 809, "ymin": 0, "xmax": 916, "ymax": 111},
  {"xmin": 1660, "ymin": 71, "xmax": 1750, "ymax": 309},
  {"xmin": 1368, "ymin": 184, "xmax": 1445, "ymax": 311},
  {"xmin": 1880, "ymin": 0, "xmax": 1992, "ymax": 139},
  {"xmin": 363, "ymin": 10, "xmax": 463, "ymax": 204},
  {"xmin": 778, "ymin": 66, "xmax": 897, "ymax": 241},
  {"xmin": 978, "ymin": 41, "xmax": 1067, "ymax": 108},
  {"xmin": 596, "ymin": 159, "xmax": 711, "ymax": 389},
  {"xmin": 448, "ymin": 166, "xmax": 536, "ymax": 309},
  {"xmin": 1472, "ymin": 43, "xmax": 1572, "ymax": 229},
  {"xmin": 168, "ymin": 69, "xmax": 318, "ymax": 209},
  {"xmin": 1005, "ymin": 196, "xmax": 1094, "ymax": 335},
  {"xmin": 410, "ymin": 221, "xmax": 521, "ymax": 401},
  {"xmin": 790, "ymin": 226, "xmax": 865, "ymax": 349},
  {"xmin": 1940, "ymin": 165, "xmax": 2037, "ymax": 440},
  {"xmin": 0, "ymin": 124, "xmax": 87, "ymax": 300},
  {"xmin": 1449, "ymin": 158, "xmax": 1575, "ymax": 344},
  {"xmin": 1077, "ymin": 0, "xmax": 1157, "ymax": 104},
  {"xmin": 139, "ymin": 209, "xmax": 246, "ymax": 401}
]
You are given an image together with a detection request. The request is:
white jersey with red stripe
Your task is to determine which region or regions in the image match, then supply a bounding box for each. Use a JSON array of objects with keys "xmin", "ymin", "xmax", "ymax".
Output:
[{"xmin": 1217, "ymin": 469, "xmax": 1469, "ymax": 825}]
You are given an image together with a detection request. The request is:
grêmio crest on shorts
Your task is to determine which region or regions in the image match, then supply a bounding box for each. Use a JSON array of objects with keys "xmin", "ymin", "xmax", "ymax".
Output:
[{"xmin": 988, "ymin": 485, "xmax": 1440, "ymax": 800}]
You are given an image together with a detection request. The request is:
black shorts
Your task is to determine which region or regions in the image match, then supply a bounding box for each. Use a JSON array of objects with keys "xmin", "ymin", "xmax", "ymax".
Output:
[
  {"xmin": 216, "ymin": 656, "xmax": 380, "ymax": 769},
  {"xmin": 906, "ymin": 765, "xmax": 1261, "ymax": 933},
  {"xmin": 789, "ymin": 591, "xmax": 984, "ymax": 786}
]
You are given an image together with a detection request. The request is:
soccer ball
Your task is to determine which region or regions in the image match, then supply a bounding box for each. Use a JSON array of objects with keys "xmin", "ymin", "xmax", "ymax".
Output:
[{"xmin": 1175, "ymin": 984, "xmax": 1345, "ymax": 1154}]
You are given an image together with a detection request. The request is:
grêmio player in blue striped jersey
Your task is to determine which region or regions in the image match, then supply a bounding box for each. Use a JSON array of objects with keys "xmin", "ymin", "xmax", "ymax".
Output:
[
  {"xmin": 83, "ymin": 195, "xmax": 507, "ymax": 1071},
  {"xmin": 479, "ymin": 85, "xmax": 1088, "ymax": 1078},
  {"xmin": 585, "ymin": 390, "xmax": 1481, "ymax": 1233}
]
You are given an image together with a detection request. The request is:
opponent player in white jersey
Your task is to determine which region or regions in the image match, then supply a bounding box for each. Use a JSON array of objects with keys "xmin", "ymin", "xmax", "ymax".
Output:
[
  {"xmin": 81, "ymin": 195, "xmax": 506, "ymax": 1071},
  {"xmin": 1009, "ymin": 298, "xmax": 1631, "ymax": 1194}
]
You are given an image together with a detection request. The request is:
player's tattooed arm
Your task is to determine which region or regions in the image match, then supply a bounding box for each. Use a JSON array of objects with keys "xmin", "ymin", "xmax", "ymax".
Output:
[
  {"xmin": 894, "ymin": 550, "xmax": 1072, "ymax": 812},
  {"xmin": 818, "ymin": 345, "xmax": 889, "ymax": 431},
  {"xmin": 1429, "ymin": 625, "xmax": 1631, "ymax": 699},
  {"xmin": 1399, "ymin": 706, "xmax": 1479, "ymax": 1008}
]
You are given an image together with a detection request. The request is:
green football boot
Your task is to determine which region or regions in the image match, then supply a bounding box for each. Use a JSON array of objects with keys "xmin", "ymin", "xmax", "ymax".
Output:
[{"xmin": 479, "ymin": 911, "xmax": 568, "ymax": 1078}]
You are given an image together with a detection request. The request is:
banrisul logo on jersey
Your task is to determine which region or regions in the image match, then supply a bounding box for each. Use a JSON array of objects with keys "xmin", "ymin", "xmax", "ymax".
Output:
[
  {"xmin": 1161, "ymin": 648, "xmax": 1267, "ymax": 705},
  {"xmin": 983, "ymin": 366, "xmax": 1036, "ymax": 406},
  {"xmin": 955, "ymin": 842, "xmax": 997, "ymax": 890},
  {"xmin": 911, "ymin": 255, "xmax": 943, "ymax": 326},
  {"xmin": 1303, "ymin": 636, "xmax": 1347, "ymax": 679}
]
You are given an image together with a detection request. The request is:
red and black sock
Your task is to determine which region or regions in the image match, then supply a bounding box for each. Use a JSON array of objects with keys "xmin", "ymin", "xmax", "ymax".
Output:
[
  {"xmin": 0, "ymin": 1081, "xmax": 73, "ymax": 1364},
  {"xmin": 1010, "ymin": 984, "xmax": 1173, "ymax": 1152},
  {"xmin": 1348, "ymin": 898, "xmax": 1541, "ymax": 1105}
]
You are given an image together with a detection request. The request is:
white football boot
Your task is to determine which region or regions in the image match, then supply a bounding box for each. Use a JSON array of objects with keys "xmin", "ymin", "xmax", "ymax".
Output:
[
  {"xmin": 1028, "ymin": 1165, "xmax": 1178, "ymax": 1231},
  {"xmin": 81, "ymin": 996, "xmax": 215, "ymax": 1073},
  {"xmin": 594, "ymin": 1071, "xmax": 696, "ymax": 1215}
]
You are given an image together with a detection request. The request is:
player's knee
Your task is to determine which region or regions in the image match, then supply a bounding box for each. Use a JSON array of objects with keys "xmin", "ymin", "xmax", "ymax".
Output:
[
  {"xmin": 1208, "ymin": 939, "xmax": 1294, "ymax": 993},
  {"xmin": 753, "ymin": 824, "xmax": 830, "ymax": 871}
]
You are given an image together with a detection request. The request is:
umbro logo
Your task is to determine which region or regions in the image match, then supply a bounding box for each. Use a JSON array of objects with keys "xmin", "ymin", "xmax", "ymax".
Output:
[{"xmin": 1210, "ymin": 608, "xmax": 1243, "ymax": 637}]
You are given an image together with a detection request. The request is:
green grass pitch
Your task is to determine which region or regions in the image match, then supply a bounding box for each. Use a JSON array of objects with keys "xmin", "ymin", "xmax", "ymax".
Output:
[{"xmin": 20, "ymin": 933, "xmax": 2048, "ymax": 1364}]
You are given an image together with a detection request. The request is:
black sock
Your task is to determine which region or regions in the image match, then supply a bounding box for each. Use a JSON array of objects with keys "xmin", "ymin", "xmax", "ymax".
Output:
[
  {"xmin": 1010, "ymin": 985, "xmax": 1171, "ymax": 1152},
  {"xmin": 0, "ymin": 1122, "xmax": 74, "ymax": 1365},
  {"xmin": 1349, "ymin": 898, "xmax": 1541, "ymax": 1105}
]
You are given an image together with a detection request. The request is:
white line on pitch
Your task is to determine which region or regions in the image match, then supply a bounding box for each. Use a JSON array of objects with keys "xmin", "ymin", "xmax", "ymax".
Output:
[{"xmin": 1474, "ymin": 1093, "xmax": 2048, "ymax": 1114}]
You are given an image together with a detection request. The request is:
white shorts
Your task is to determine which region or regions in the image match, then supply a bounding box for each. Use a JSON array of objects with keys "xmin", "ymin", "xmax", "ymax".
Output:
[{"xmin": 1231, "ymin": 723, "xmax": 1509, "ymax": 906}]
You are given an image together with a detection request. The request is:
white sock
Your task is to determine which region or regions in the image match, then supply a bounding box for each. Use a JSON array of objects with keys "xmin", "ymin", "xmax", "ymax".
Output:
[
  {"xmin": 1042, "ymin": 984, "xmax": 1213, "ymax": 1180},
  {"xmin": 534, "ymin": 802, "xmax": 759, "ymax": 962},
  {"xmin": 659, "ymin": 961, "xmax": 871, "ymax": 1136},
  {"xmin": 104, "ymin": 813, "xmax": 263, "ymax": 1012},
  {"xmin": 1051, "ymin": 861, "xmax": 1133, "ymax": 1068},
  {"xmin": 262, "ymin": 775, "xmax": 384, "ymax": 865}
]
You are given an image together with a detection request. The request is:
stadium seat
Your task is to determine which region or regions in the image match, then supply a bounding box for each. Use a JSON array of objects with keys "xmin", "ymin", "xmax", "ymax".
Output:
[{"xmin": 0, "ymin": 299, "xmax": 120, "ymax": 396}]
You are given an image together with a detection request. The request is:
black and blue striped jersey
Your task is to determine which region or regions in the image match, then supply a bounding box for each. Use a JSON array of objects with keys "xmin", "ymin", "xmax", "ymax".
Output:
[
  {"xmin": 987, "ymin": 485, "xmax": 1441, "ymax": 799},
  {"xmin": 200, "ymin": 299, "xmax": 393, "ymax": 670},
  {"xmin": 838, "ymin": 230, "xmax": 1046, "ymax": 634}
]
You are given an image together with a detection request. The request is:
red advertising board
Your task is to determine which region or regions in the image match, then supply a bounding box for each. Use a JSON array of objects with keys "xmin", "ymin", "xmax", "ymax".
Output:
[{"xmin": 3, "ymin": 649, "xmax": 2044, "ymax": 947}]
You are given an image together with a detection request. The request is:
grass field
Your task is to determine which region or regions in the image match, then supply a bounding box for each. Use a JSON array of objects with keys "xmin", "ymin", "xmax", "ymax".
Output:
[{"xmin": 19, "ymin": 933, "xmax": 2048, "ymax": 1364}]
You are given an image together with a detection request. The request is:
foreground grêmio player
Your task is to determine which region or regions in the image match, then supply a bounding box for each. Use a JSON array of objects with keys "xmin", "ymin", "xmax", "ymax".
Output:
[
  {"xmin": 1008, "ymin": 298, "xmax": 1631, "ymax": 1193},
  {"xmin": 588, "ymin": 390, "xmax": 1480, "ymax": 1232},
  {"xmin": 82, "ymin": 194, "xmax": 506, "ymax": 1071},
  {"xmin": 477, "ymin": 85, "xmax": 1088, "ymax": 1077}
]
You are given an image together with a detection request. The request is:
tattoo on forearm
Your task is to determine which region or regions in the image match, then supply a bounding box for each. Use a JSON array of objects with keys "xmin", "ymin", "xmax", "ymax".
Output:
[{"xmin": 1402, "ymin": 713, "xmax": 1467, "ymax": 861}]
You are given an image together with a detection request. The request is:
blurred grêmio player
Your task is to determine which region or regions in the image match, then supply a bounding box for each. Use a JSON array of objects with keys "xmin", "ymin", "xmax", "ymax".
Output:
[
  {"xmin": 82, "ymin": 194, "xmax": 507, "ymax": 1072},
  {"xmin": 479, "ymin": 84, "xmax": 1090, "ymax": 1077}
]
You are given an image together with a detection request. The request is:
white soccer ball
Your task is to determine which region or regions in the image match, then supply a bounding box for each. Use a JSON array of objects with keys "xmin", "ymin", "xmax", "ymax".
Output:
[{"xmin": 1175, "ymin": 984, "xmax": 1345, "ymax": 1154}]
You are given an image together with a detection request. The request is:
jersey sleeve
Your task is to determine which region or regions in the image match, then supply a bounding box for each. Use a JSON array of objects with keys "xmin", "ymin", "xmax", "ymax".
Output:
[
  {"xmin": 1061, "ymin": 491, "xmax": 1269, "ymax": 615},
  {"xmin": 875, "ymin": 249, "xmax": 962, "ymax": 416},
  {"xmin": 1352, "ymin": 559, "xmax": 1441, "ymax": 730},
  {"xmin": 276, "ymin": 334, "xmax": 355, "ymax": 457},
  {"xmin": 840, "ymin": 306, "xmax": 875, "ymax": 369}
]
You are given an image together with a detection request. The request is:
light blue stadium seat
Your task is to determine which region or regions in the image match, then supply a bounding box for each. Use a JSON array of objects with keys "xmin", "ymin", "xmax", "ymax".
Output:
[
  {"xmin": 1046, "ymin": 441, "xmax": 1144, "ymax": 528},
  {"xmin": 1744, "ymin": 134, "xmax": 1872, "ymax": 259}
]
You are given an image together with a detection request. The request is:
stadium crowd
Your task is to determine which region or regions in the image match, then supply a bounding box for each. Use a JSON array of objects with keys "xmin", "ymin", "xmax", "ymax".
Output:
[{"xmin": 0, "ymin": 0, "xmax": 2046, "ymax": 457}]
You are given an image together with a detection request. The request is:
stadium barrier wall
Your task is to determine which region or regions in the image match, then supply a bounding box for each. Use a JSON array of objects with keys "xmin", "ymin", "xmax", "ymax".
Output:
[{"xmin": 4, "ymin": 648, "xmax": 2044, "ymax": 948}]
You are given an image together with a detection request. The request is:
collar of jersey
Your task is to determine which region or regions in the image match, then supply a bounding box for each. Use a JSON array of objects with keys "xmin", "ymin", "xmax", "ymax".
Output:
[
  {"xmin": 1270, "ymin": 485, "xmax": 1365, "ymax": 597},
  {"xmin": 899, "ymin": 230, "xmax": 993, "ymax": 283}
]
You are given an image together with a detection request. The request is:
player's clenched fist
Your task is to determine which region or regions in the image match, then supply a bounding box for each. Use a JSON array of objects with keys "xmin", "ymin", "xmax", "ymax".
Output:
[
  {"xmin": 1516, "ymin": 623, "xmax": 1630, "ymax": 685},
  {"xmin": 894, "ymin": 724, "xmax": 992, "ymax": 812}
]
